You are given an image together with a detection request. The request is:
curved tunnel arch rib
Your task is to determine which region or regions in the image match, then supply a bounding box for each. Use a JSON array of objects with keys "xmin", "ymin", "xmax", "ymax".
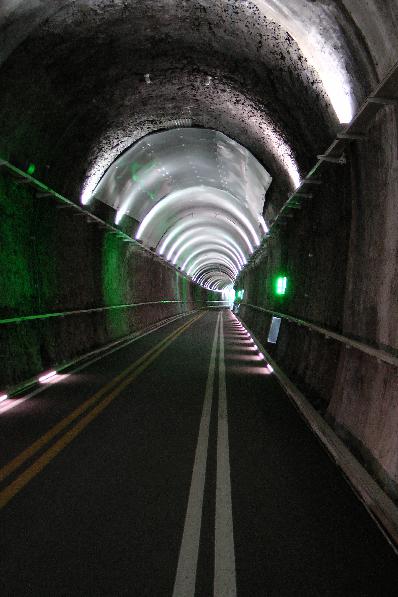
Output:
[
  {"xmin": 196, "ymin": 271, "xmax": 234, "ymax": 290},
  {"xmin": 98, "ymin": 127, "xmax": 272, "ymax": 225},
  {"xmin": 189, "ymin": 255, "xmax": 238, "ymax": 279},
  {"xmin": 167, "ymin": 227, "xmax": 246, "ymax": 268},
  {"xmin": 196, "ymin": 266, "xmax": 235, "ymax": 284},
  {"xmin": 179, "ymin": 244, "xmax": 242, "ymax": 275},
  {"xmin": 172, "ymin": 235, "xmax": 245, "ymax": 270},
  {"xmin": 175, "ymin": 239, "xmax": 244, "ymax": 272},
  {"xmin": 187, "ymin": 251, "xmax": 238, "ymax": 277},
  {"xmin": 159, "ymin": 218, "xmax": 249, "ymax": 265},
  {"xmin": 136, "ymin": 195, "xmax": 258, "ymax": 256},
  {"xmin": 160, "ymin": 212, "xmax": 254, "ymax": 278},
  {"xmin": 196, "ymin": 268, "xmax": 233, "ymax": 282},
  {"xmin": 200, "ymin": 272, "xmax": 233, "ymax": 288}
]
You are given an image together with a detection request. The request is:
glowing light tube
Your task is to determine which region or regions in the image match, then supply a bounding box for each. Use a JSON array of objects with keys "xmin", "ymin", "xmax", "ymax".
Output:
[
  {"xmin": 159, "ymin": 222, "xmax": 248, "ymax": 265},
  {"xmin": 189, "ymin": 255, "xmax": 238, "ymax": 278},
  {"xmin": 188, "ymin": 253, "xmax": 238, "ymax": 276},
  {"xmin": 179, "ymin": 244, "xmax": 242, "ymax": 273},
  {"xmin": 195, "ymin": 263, "xmax": 235, "ymax": 281},
  {"xmin": 180, "ymin": 241, "xmax": 244, "ymax": 271},
  {"xmin": 171, "ymin": 235, "xmax": 245, "ymax": 269},
  {"xmin": 136, "ymin": 187, "xmax": 258, "ymax": 251},
  {"xmin": 196, "ymin": 270, "xmax": 234, "ymax": 286},
  {"xmin": 158, "ymin": 215, "xmax": 253, "ymax": 257},
  {"xmin": 38, "ymin": 370, "xmax": 57, "ymax": 383},
  {"xmin": 191, "ymin": 262, "xmax": 237, "ymax": 280},
  {"xmin": 200, "ymin": 273, "xmax": 231, "ymax": 287}
]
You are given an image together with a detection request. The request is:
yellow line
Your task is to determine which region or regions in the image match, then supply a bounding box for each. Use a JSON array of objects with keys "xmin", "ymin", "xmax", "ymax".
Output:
[
  {"xmin": 0, "ymin": 311, "xmax": 205, "ymax": 509},
  {"xmin": 0, "ymin": 312, "xmax": 204, "ymax": 487}
]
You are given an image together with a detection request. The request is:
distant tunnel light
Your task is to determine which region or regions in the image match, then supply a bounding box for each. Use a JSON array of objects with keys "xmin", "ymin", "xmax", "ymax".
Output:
[
  {"xmin": 38, "ymin": 370, "xmax": 57, "ymax": 384},
  {"xmin": 276, "ymin": 276, "xmax": 287, "ymax": 296},
  {"xmin": 267, "ymin": 317, "xmax": 281, "ymax": 344}
]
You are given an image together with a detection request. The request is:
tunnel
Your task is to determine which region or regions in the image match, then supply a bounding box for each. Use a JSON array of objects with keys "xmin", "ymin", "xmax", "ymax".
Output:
[{"xmin": 1, "ymin": 1, "xmax": 398, "ymax": 594}]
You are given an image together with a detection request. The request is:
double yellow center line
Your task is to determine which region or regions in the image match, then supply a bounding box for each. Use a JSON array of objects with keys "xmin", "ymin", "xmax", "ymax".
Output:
[{"xmin": 0, "ymin": 311, "xmax": 204, "ymax": 510}]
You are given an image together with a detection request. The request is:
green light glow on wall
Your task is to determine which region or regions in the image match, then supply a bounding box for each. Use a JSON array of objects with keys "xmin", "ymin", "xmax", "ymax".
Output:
[
  {"xmin": 275, "ymin": 276, "xmax": 288, "ymax": 296},
  {"xmin": 235, "ymin": 289, "xmax": 245, "ymax": 301},
  {"xmin": 27, "ymin": 163, "xmax": 36, "ymax": 175},
  {"xmin": 131, "ymin": 160, "xmax": 156, "ymax": 182},
  {"xmin": 102, "ymin": 233, "xmax": 128, "ymax": 337}
]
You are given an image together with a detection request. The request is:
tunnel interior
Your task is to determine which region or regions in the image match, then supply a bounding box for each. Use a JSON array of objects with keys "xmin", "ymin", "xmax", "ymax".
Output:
[{"xmin": 1, "ymin": 0, "xmax": 398, "ymax": 586}]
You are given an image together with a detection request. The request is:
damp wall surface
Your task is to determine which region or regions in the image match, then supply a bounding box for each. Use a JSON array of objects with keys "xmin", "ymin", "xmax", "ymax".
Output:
[
  {"xmin": 0, "ymin": 170, "xmax": 212, "ymax": 390},
  {"xmin": 329, "ymin": 105, "xmax": 398, "ymax": 499},
  {"xmin": 238, "ymin": 103, "xmax": 398, "ymax": 501},
  {"xmin": 239, "ymin": 158, "xmax": 352, "ymax": 413}
]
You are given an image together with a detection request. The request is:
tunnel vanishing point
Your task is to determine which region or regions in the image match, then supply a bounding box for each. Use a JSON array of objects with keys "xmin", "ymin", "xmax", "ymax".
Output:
[{"xmin": 1, "ymin": 2, "xmax": 398, "ymax": 595}]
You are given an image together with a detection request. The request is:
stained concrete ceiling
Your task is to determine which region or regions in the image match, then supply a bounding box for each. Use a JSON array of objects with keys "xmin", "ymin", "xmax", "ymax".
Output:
[{"xmin": 1, "ymin": 0, "xmax": 396, "ymax": 286}]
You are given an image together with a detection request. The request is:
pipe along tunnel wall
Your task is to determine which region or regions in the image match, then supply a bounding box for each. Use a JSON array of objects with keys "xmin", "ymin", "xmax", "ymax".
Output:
[
  {"xmin": 0, "ymin": 170, "xmax": 215, "ymax": 389},
  {"xmin": 237, "ymin": 102, "xmax": 398, "ymax": 504}
]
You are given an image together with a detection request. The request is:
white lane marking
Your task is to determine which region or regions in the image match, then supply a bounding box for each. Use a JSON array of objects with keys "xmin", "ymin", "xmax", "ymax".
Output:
[
  {"xmin": 214, "ymin": 313, "xmax": 237, "ymax": 597},
  {"xmin": 173, "ymin": 312, "xmax": 221, "ymax": 597}
]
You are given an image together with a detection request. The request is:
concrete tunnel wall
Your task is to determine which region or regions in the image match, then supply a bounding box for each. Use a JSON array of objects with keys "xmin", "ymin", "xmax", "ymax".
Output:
[
  {"xmin": 0, "ymin": 170, "xmax": 214, "ymax": 389},
  {"xmin": 238, "ymin": 102, "xmax": 398, "ymax": 501}
]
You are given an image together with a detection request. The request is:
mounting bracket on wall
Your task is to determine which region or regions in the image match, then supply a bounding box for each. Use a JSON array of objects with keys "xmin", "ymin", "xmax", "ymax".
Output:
[
  {"xmin": 337, "ymin": 132, "xmax": 367, "ymax": 141},
  {"xmin": 316, "ymin": 154, "xmax": 347, "ymax": 164},
  {"xmin": 367, "ymin": 96, "xmax": 398, "ymax": 105}
]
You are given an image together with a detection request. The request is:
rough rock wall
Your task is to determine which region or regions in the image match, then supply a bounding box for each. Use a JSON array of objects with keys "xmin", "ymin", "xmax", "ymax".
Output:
[
  {"xmin": 239, "ymin": 103, "xmax": 398, "ymax": 501},
  {"xmin": 328, "ymin": 105, "xmax": 398, "ymax": 499},
  {"xmin": 0, "ymin": 171, "xmax": 210, "ymax": 389},
  {"xmin": 239, "ymin": 161, "xmax": 352, "ymax": 413},
  {"xmin": 0, "ymin": 0, "xmax": 338, "ymax": 209}
]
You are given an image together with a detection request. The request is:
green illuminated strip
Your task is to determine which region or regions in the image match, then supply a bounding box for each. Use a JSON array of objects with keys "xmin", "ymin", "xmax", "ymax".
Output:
[
  {"xmin": 276, "ymin": 276, "xmax": 287, "ymax": 295},
  {"xmin": 0, "ymin": 301, "xmax": 192, "ymax": 325}
]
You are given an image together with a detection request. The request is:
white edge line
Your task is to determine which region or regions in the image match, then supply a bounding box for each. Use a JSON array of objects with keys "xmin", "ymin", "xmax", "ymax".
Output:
[
  {"xmin": 172, "ymin": 312, "xmax": 221, "ymax": 597},
  {"xmin": 214, "ymin": 312, "xmax": 237, "ymax": 597},
  {"xmin": 235, "ymin": 315, "xmax": 398, "ymax": 557}
]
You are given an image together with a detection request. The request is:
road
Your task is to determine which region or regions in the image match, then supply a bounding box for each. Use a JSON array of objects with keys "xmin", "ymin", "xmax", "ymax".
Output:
[{"xmin": 1, "ymin": 309, "xmax": 398, "ymax": 596}]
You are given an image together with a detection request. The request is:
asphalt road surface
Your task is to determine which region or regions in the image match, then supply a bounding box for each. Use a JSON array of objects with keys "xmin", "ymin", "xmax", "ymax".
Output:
[{"xmin": 1, "ymin": 309, "xmax": 398, "ymax": 596}]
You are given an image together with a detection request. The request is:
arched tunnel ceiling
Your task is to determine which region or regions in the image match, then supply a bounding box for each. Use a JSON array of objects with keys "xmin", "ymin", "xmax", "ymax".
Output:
[
  {"xmin": 0, "ymin": 0, "xmax": 395, "ymax": 288},
  {"xmin": 91, "ymin": 128, "xmax": 271, "ymax": 289},
  {"xmin": 0, "ymin": 0, "xmax": 377, "ymax": 197}
]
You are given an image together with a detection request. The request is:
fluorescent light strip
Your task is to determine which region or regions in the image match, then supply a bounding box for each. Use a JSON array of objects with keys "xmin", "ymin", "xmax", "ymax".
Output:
[
  {"xmin": 180, "ymin": 244, "xmax": 242, "ymax": 273},
  {"xmin": 188, "ymin": 255, "xmax": 238, "ymax": 279},
  {"xmin": 175, "ymin": 238, "xmax": 244, "ymax": 270},
  {"xmin": 195, "ymin": 266, "xmax": 236, "ymax": 280},
  {"xmin": 136, "ymin": 188, "xmax": 258, "ymax": 251},
  {"xmin": 158, "ymin": 215, "xmax": 253, "ymax": 257},
  {"xmin": 188, "ymin": 255, "xmax": 238, "ymax": 278},
  {"xmin": 167, "ymin": 228, "xmax": 246, "ymax": 268},
  {"xmin": 38, "ymin": 370, "xmax": 57, "ymax": 383}
]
